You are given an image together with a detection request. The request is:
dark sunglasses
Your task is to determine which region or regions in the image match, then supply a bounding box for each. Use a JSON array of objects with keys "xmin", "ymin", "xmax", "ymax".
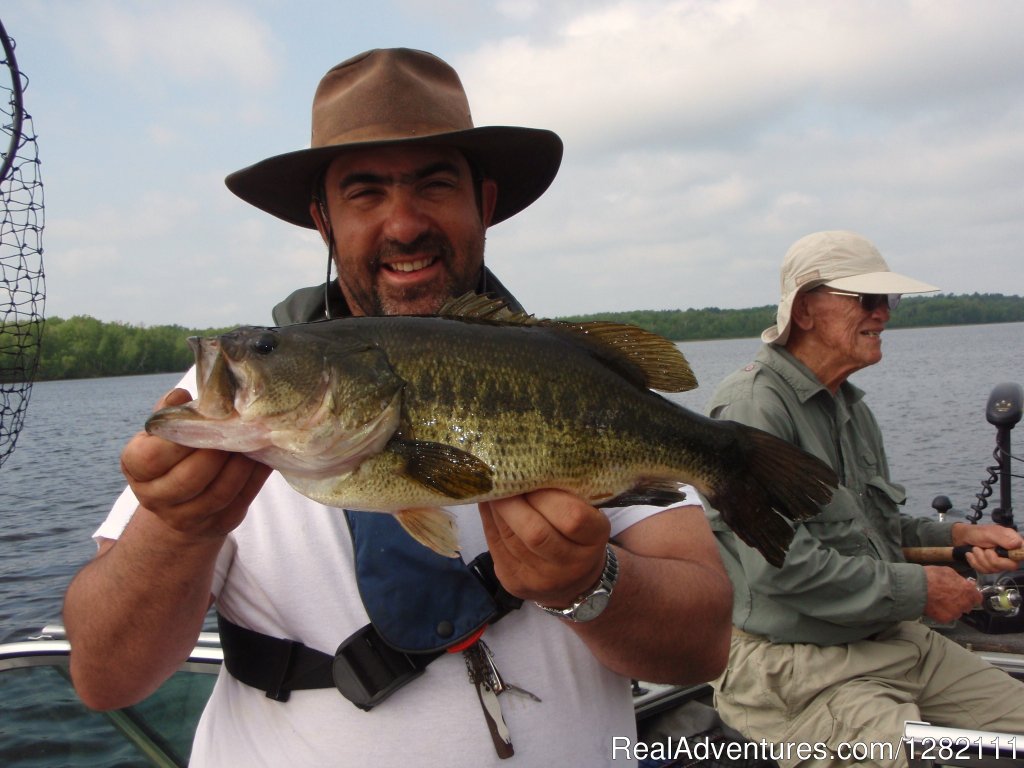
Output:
[{"xmin": 816, "ymin": 288, "xmax": 901, "ymax": 312}]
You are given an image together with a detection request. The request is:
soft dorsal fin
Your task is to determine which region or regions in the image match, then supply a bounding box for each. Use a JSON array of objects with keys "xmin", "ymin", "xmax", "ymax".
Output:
[
  {"xmin": 438, "ymin": 292, "xmax": 696, "ymax": 393},
  {"xmin": 556, "ymin": 320, "xmax": 698, "ymax": 393}
]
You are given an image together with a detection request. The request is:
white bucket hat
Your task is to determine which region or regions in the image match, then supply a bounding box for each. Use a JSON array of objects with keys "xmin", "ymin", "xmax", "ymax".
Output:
[{"xmin": 761, "ymin": 230, "xmax": 939, "ymax": 345}]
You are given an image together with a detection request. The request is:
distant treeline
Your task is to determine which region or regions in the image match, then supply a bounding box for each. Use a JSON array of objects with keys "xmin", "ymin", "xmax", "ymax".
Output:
[
  {"xmin": 559, "ymin": 293, "xmax": 1024, "ymax": 342},
  {"xmin": 4, "ymin": 293, "xmax": 1022, "ymax": 382},
  {"xmin": 25, "ymin": 316, "xmax": 236, "ymax": 382}
]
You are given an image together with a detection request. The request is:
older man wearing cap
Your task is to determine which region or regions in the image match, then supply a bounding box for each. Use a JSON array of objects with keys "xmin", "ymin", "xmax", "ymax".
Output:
[
  {"xmin": 63, "ymin": 49, "xmax": 732, "ymax": 767},
  {"xmin": 702, "ymin": 230, "xmax": 1024, "ymax": 767}
]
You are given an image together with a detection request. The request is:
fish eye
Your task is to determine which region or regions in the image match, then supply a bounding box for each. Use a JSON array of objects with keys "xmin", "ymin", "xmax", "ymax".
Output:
[{"xmin": 252, "ymin": 332, "xmax": 278, "ymax": 355}]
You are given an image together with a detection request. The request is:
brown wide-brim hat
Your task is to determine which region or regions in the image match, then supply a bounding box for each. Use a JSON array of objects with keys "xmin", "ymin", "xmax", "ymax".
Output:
[{"xmin": 225, "ymin": 48, "xmax": 563, "ymax": 229}]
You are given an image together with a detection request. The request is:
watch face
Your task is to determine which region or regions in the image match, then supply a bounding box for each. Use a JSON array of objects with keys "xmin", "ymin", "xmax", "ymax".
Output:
[{"xmin": 574, "ymin": 590, "xmax": 610, "ymax": 622}]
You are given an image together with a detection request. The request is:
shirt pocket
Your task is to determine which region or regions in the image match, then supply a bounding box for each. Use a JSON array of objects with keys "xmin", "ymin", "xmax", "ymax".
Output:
[
  {"xmin": 864, "ymin": 475, "xmax": 906, "ymax": 541},
  {"xmin": 803, "ymin": 494, "xmax": 875, "ymax": 558}
]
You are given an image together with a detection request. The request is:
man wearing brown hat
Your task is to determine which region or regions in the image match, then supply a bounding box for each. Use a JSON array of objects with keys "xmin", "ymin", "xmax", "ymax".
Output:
[
  {"xmin": 64, "ymin": 49, "xmax": 732, "ymax": 766},
  {"xmin": 702, "ymin": 230, "xmax": 1024, "ymax": 767}
]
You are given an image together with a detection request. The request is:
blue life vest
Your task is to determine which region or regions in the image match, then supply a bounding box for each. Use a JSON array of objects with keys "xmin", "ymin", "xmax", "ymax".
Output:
[{"xmin": 345, "ymin": 510, "xmax": 516, "ymax": 653}]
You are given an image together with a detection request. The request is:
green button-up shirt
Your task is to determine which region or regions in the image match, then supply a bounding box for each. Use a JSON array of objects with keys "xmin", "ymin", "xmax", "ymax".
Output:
[{"xmin": 703, "ymin": 344, "xmax": 954, "ymax": 645}]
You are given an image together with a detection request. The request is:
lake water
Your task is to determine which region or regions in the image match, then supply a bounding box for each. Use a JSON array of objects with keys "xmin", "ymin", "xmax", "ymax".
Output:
[{"xmin": 0, "ymin": 323, "xmax": 1021, "ymax": 643}]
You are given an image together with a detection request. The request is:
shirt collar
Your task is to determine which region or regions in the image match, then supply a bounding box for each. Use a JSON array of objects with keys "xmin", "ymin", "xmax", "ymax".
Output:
[{"xmin": 756, "ymin": 344, "xmax": 866, "ymax": 407}]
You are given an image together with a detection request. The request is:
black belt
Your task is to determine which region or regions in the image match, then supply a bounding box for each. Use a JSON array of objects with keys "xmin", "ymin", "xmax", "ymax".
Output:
[
  {"xmin": 218, "ymin": 614, "xmax": 446, "ymax": 709},
  {"xmin": 217, "ymin": 553, "xmax": 521, "ymax": 710}
]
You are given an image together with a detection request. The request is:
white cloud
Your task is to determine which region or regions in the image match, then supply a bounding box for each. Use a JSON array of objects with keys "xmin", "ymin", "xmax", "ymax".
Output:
[
  {"xmin": 8, "ymin": 0, "xmax": 1024, "ymax": 326},
  {"xmin": 56, "ymin": 1, "xmax": 277, "ymax": 89},
  {"xmin": 462, "ymin": 0, "xmax": 1024, "ymax": 154},
  {"xmin": 495, "ymin": 0, "xmax": 543, "ymax": 22},
  {"xmin": 450, "ymin": 0, "xmax": 1024, "ymax": 317}
]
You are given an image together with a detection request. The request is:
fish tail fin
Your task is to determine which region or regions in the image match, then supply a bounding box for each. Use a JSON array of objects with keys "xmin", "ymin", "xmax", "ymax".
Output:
[
  {"xmin": 395, "ymin": 507, "xmax": 461, "ymax": 558},
  {"xmin": 705, "ymin": 424, "xmax": 838, "ymax": 568}
]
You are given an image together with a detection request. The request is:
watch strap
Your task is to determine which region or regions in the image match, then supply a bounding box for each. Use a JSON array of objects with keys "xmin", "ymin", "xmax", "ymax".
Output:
[{"xmin": 535, "ymin": 544, "xmax": 618, "ymax": 622}]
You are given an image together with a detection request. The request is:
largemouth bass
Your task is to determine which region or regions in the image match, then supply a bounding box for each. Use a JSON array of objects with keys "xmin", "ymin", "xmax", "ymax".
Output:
[{"xmin": 146, "ymin": 295, "xmax": 837, "ymax": 566}]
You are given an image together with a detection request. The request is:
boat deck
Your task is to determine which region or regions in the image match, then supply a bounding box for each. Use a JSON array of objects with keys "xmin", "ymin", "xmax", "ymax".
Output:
[{"xmin": 939, "ymin": 620, "xmax": 1024, "ymax": 656}]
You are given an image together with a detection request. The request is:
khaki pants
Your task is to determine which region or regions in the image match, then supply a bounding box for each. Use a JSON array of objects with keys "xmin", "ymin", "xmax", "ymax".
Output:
[{"xmin": 712, "ymin": 621, "xmax": 1024, "ymax": 768}]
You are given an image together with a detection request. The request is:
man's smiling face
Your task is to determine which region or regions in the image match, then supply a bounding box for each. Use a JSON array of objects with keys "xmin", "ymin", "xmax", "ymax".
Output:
[{"xmin": 314, "ymin": 144, "xmax": 497, "ymax": 317}]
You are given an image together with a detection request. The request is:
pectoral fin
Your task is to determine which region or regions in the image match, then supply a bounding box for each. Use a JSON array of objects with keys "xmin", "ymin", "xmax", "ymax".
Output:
[
  {"xmin": 390, "ymin": 439, "xmax": 494, "ymax": 499},
  {"xmin": 395, "ymin": 507, "xmax": 461, "ymax": 558}
]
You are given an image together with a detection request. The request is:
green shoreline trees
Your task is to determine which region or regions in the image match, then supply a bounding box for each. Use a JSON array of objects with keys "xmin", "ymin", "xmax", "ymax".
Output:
[
  {"xmin": 559, "ymin": 293, "xmax": 1024, "ymax": 343},
  {"xmin": 5, "ymin": 293, "xmax": 1022, "ymax": 382}
]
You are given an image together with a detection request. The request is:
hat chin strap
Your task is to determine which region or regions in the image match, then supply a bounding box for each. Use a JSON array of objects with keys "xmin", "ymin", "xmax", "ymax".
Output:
[
  {"xmin": 312, "ymin": 183, "xmax": 337, "ymax": 321},
  {"xmin": 324, "ymin": 239, "xmax": 335, "ymax": 321}
]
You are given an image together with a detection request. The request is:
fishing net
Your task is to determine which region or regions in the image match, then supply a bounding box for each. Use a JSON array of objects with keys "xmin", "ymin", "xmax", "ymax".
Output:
[{"xmin": 1, "ymin": 20, "xmax": 45, "ymax": 469}]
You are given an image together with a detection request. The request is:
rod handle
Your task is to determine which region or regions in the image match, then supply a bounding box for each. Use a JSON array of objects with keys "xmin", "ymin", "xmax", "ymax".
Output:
[{"xmin": 902, "ymin": 546, "xmax": 1024, "ymax": 564}]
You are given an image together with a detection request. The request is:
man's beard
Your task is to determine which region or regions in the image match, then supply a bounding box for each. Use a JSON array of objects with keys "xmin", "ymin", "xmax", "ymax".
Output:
[{"xmin": 371, "ymin": 232, "xmax": 485, "ymax": 317}]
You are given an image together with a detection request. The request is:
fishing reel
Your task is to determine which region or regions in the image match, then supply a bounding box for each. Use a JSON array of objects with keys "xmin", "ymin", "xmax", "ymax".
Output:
[{"xmin": 968, "ymin": 577, "xmax": 1022, "ymax": 618}]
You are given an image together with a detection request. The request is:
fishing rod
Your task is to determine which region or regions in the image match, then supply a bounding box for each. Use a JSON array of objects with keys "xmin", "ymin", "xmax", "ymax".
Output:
[
  {"xmin": 899, "ymin": 546, "xmax": 1024, "ymax": 618},
  {"xmin": 902, "ymin": 546, "xmax": 1024, "ymax": 565}
]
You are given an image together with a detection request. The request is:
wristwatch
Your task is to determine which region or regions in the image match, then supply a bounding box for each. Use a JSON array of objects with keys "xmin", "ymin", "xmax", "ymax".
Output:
[{"xmin": 535, "ymin": 545, "xmax": 619, "ymax": 623}]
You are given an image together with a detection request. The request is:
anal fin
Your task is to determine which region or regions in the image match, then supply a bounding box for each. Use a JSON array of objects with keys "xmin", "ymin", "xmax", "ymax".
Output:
[{"xmin": 395, "ymin": 507, "xmax": 461, "ymax": 558}]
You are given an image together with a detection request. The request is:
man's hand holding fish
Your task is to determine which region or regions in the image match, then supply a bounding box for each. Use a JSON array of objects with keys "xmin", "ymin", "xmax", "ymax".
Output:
[
  {"xmin": 120, "ymin": 387, "xmax": 272, "ymax": 540},
  {"xmin": 483, "ymin": 490, "xmax": 734, "ymax": 683}
]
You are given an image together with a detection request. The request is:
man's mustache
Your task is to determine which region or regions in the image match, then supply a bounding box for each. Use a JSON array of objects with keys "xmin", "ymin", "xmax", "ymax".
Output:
[{"xmin": 375, "ymin": 233, "xmax": 454, "ymax": 264}]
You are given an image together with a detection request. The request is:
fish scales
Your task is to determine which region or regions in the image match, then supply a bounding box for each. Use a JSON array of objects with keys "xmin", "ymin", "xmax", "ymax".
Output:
[
  {"xmin": 310, "ymin": 317, "xmax": 636, "ymax": 505},
  {"xmin": 146, "ymin": 295, "xmax": 839, "ymax": 566},
  {"xmin": 371, "ymin": 319, "xmax": 686, "ymax": 494}
]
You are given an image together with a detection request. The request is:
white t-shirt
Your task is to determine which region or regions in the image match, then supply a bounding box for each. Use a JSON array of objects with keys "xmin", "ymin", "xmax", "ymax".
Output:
[{"xmin": 96, "ymin": 371, "xmax": 688, "ymax": 767}]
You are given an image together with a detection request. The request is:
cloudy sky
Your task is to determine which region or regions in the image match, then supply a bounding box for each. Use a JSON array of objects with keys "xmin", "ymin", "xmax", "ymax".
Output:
[{"xmin": 4, "ymin": 0, "xmax": 1023, "ymax": 328}]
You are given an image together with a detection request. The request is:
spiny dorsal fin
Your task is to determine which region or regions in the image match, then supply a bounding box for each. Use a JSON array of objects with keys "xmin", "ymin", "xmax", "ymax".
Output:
[
  {"xmin": 438, "ymin": 292, "xmax": 697, "ymax": 393},
  {"xmin": 438, "ymin": 292, "xmax": 537, "ymax": 324}
]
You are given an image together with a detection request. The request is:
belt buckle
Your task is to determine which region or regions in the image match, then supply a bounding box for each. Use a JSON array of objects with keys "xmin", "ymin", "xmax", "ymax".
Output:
[{"xmin": 332, "ymin": 624, "xmax": 425, "ymax": 711}]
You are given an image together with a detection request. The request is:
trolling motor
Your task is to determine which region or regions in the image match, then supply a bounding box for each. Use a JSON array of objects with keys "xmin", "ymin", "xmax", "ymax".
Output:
[
  {"xmin": 923, "ymin": 382, "xmax": 1022, "ymax": 530},
  {"xmin": 910, "ymin": 384, "xmax": 1024, "ymax": 631},
  {"xmin": 964, "ymin": 382, "xmax": 1023, "ymax": 633},
  {"xmin": 980, "ymin": 382, "xmax": 1022, "ymax": 529}
]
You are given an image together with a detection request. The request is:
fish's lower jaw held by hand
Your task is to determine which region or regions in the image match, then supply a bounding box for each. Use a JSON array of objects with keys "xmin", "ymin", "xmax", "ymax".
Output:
[{"xmin": 396, "ymin": 507, "xmax": 460, "ymax": 558}]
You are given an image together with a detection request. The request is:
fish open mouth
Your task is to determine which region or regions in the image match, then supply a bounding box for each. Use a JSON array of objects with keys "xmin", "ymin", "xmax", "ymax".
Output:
[{"xmin": 190, "ymin": 337, "xmax": 239, "ymax": 419}]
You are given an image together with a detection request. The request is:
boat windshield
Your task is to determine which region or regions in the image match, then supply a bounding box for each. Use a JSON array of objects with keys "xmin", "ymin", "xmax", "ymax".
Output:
[{"xmin": 0, "ymin": 633, "xmax": 218, "ymax": 767}]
